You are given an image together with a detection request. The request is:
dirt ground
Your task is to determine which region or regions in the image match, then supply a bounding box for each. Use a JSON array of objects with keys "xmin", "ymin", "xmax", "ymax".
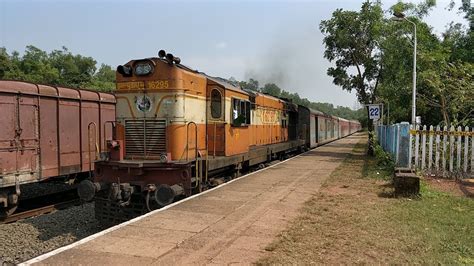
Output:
[
  {"xmin": 258, "ymin": 139, "xmax": 398, "ymax": 264},
  {"xmin": 424, "ymin": 177, "xmax": 474, "ymax": 198},
  {"xmin": 258, "ymin": 136, "xmax": 474, "ymax": 265}
]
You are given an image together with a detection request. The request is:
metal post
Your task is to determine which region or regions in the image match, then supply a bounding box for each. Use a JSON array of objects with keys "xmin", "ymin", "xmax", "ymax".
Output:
[
  {"xmin": 409, "ymin": 19, "xmax": 417, "ymax": 125},
  {"xmin": 392, "ymin": 15, "xmax": 417, "ymax": 126},
  {"xmin": 387, "ymin": 102, "xmax": 390, "ymax": 125},
  {"xmin": 381, "ymin": 103, "xmax": 384, "ymax": 125}
]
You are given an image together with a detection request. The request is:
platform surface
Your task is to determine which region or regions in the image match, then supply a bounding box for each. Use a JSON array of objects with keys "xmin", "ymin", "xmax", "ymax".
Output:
[{"xmin": 30, "ymin": 133, "xmax": 364, "ymax": 265}]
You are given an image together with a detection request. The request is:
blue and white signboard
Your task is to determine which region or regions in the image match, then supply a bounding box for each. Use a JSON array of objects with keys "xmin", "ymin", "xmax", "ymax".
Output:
[{"xmin": 367, "ymin": 104, "xmax": 381, "ymax": 121}]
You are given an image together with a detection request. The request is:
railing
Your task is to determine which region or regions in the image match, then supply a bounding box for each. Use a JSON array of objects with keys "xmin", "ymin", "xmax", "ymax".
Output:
[{"xmin": 376, "ymin": 123, "xmax": 474, "ymax": 178}]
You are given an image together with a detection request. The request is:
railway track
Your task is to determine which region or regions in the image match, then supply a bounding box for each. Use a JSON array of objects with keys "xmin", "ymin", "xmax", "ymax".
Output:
[
  {"xmin": 1, "ymin": 199, "xmax": 80, "ymax": 224},
  {"xmin": 1, "ymin": 188, "xmax": 80, "ymax": 224}
]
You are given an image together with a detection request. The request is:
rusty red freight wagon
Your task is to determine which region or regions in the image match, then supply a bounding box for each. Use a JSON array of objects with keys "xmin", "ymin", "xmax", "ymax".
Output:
[{"xmin": 0, "ymin": 80, "xmax": 116, "ymax": 217}]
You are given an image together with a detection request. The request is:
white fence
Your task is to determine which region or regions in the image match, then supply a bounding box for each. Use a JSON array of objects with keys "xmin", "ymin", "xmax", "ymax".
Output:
[{"xmin": 409, "ymin": 125, "xmax": 474, "ymax": 178}]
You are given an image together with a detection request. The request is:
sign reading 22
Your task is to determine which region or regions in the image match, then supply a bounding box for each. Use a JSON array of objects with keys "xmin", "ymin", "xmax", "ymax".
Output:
[
  {"xmin": 369, "ymin": 108, "xmax": 379, "ymax": 116},
  {"xmin": 368, "ymin": 105, "xmax": 380, "ymax": 120}
]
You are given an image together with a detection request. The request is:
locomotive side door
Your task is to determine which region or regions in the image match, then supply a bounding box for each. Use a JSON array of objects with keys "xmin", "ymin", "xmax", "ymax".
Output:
[{"xmin": 206, "ymin": 86, "xmax": 226, "ymax": 156}]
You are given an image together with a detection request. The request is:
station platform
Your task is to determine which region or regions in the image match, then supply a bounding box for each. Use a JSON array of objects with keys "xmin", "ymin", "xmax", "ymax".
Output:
[{"xmin": 26, "ymin": 133, "xmax": 364, "ymax": 265}]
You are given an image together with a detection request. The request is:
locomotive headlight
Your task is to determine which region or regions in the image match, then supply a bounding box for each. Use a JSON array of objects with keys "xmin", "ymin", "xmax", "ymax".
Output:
[
  {"xmin": 134, "ymin": 62, "xmax": 154, "ymax": 76},
  {"xmin": 117, "ymin": 65, "xmax": 132, "ymax": 76}
]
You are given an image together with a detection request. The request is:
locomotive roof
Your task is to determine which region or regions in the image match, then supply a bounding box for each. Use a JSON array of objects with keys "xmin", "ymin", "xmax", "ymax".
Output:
[
  {"xmin": 299, "ymin": 104, "xmax": 359, "ymax": 122},
  {"xmin": 205, "ymin": 75, "xmax": 248, "ymax": 94},
  {"xmin": 245, "ymin": 89, "xmax": 289, "ymax": 103},
  {"xmin": 308, "ymin": 107, "xmax": 325, "ymax": 116},
  {"xmin": 299, "ymin": 104, "xmax": 326, "ymax": 116},
  {"xmin": 153, "ymin": 58, "xmax": 247, "ymax": 94}
]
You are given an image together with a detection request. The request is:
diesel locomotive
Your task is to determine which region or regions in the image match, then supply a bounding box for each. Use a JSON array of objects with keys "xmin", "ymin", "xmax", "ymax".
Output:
[{"xmin": 77, "ymin": 50, "xmax": 361, "ymax": 224}]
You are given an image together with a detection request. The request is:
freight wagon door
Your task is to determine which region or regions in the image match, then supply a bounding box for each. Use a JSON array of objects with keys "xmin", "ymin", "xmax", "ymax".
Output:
[{"xmin": 0, "ymin": 93, "xmax": 39, "ymax": 186}]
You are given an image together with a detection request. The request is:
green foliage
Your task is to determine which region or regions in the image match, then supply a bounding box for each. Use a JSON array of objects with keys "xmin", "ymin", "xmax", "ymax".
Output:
[
  {"xmin": 373, "ymin": 143, "xmax": 394, "ymax": 168},
  {"xmin": 322, "ymin": 0, "xmax": 474, "ymax": 127},
  {"xmin": 0, "ymin": 45, "xmax": 115, "ymax": 92},
  {"xmin": 419, "ymin": 61, "xmax": 473, "ymax": 126},
  {"xmin": 319, "ymin": 2, "xmax": 384, "ymax": 106},
  {"xmin": 238, "ymin": 78, "xmax": 259, "ymax": 91},
  {"xmin": 86, "ymin": 64, "xmax": 116, "ymax": 92},
  {"xmin": 391, "ymin": 0, "xmax": 435, "ymax": 18},
  {"xmin": 390, "ymin": 181, "xmax": 474, "ymax": 263}
]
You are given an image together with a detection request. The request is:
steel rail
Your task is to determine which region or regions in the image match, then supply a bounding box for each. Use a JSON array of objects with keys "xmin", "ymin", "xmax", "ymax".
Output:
[{"xmin": 1, "ymin": 198, "xmax": 80, "ymax": 224}]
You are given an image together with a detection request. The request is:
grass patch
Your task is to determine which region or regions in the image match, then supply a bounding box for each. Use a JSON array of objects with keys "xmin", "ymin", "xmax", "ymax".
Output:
[
  {"xmin": 386, "ymin": 182, "xmax": 474, "ymax": 263},
  {"xmin": 257, "ymin": 135, "xmax": 474, "ymax": 264}
]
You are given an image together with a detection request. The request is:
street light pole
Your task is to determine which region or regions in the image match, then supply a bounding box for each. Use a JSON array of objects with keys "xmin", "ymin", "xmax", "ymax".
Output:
[
  {"xmin": 407, "ymin": 18, "xmax": 417, "ymax": 126},
  {"xmin": 392, "ymin": 14, "xmax": 417, "ymax": 125}
]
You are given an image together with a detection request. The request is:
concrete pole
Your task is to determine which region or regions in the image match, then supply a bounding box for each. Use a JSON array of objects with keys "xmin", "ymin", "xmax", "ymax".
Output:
[{"xmin": 407, "ymin": 18, "xmax": 417, "ymax": 126}]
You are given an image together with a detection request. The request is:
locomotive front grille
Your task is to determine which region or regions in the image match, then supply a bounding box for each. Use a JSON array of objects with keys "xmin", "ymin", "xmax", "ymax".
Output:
[{"xmin": 125, "ymin": 119, "xmax": 166, "ymax": 158}]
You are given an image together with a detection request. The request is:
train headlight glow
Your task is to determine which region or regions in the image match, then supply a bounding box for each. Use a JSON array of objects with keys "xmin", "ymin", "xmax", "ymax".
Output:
[{"xmin": 134, "ymin": 62, "xmax": 154, "ymax": 76}]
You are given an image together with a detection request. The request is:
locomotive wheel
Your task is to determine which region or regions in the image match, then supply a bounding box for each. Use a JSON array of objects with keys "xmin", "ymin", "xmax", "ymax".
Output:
[{"xmin": 0, "ymin": 205, "xmax": 18, "ymax": 219}]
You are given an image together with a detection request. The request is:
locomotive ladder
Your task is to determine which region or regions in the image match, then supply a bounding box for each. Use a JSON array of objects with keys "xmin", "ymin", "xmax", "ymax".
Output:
[{"xmin": 186, "ymin": 122, "xmax": 207, "ymax": 192}]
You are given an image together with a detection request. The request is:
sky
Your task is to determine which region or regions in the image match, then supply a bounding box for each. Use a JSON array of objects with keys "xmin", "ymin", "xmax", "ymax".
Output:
[{"xmin": 0, "ymin": 0, "xmax": 468, "ymax": 109}]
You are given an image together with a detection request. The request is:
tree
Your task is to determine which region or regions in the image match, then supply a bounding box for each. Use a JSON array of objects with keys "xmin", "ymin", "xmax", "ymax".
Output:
[
  {"xmin": 319, "ymin": 2, "xmax": 384, "ymax": 107},
  {"xmin": 239, "ymin": 78, "xmax": 259, "ymax": 92},
  {"xmin": 319, "ymin": 1, "xmax": 385, "ymax": 141},
  {"xmin": 320, "ymin": 1, "xmax": 386, "ymax": 154},
  {"xmin": 261, "ymin": 83, "xmax": 281, "ymax": 97},
  {"xmin": 0, "ymin": 48, "xmax": 12, "ymax": 79},
  {"xmin": 419, "ymin": 61, "xmax": 473, "ymax": 126},
  {"xmin": 0, "ymin": 45, "xmax": 116, "ymax": 91},
  {"xmin": 49, "ymin": 46, "xmax": 97, "ymax": 88},
  {"xmin": 5, "ymin": 45, "xmax": 60, "ymax": 84},
  {"xmin": 320, "ymin": 0, "xmax": 474, "ymax": 129},
  {"xmin": 86, "ymin": 64, "xmax": 116, "ymax": 91},
  {"xmin": 379, "ymin": 1, "xmax": 472, "ymax": 126}
]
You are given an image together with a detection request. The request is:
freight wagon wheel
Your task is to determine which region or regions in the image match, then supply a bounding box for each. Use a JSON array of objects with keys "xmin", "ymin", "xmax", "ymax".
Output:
[{"xmin": 0, "ymin": 205, "xmax": 18, "ymax": 219}]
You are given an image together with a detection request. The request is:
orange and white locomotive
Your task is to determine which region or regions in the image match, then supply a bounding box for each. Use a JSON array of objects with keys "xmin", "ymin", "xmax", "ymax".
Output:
[{"xmin": 79, "ymin": 51, "xmax": 308, "ymax": 224}]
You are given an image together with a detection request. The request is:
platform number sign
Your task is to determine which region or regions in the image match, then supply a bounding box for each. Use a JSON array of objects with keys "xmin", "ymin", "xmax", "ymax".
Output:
[{"xmin": 368, "ymin": 104, "xmax": 381, "ymax": 120}]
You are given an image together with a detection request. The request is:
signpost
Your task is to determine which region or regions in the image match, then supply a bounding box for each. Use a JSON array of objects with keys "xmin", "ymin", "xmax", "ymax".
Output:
[{"xmin": 367, "ymin": 104, "xmax": 381, "ymax": 121}]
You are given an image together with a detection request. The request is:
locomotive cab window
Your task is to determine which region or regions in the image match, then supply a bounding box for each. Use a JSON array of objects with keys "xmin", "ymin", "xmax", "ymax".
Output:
[
  {"xmin": 210, "ymin": 89, "xmax": 222, "ymax": 119},
  {"xmin": 232, "ymin": 98, "xmax": 251, "ymax": 127}
]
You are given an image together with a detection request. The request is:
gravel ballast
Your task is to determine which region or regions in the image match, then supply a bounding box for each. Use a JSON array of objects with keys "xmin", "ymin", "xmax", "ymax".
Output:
[
  {"xmin": 0, "ymin": 203, "xmax": 103, "ymax": 264},
  {"xmin": 19, "ymin": 182, "xmax": 76, "ymax": 200}
]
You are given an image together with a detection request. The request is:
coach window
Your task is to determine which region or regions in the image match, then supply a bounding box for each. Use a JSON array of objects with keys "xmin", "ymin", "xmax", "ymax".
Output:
[
  {"xmin": 232, "ymin": 98, "xmax": 250, "ymax": 126},
  {"xmin": 210, "ymin": 89, "xmax": 222, "ymax": 119}
]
